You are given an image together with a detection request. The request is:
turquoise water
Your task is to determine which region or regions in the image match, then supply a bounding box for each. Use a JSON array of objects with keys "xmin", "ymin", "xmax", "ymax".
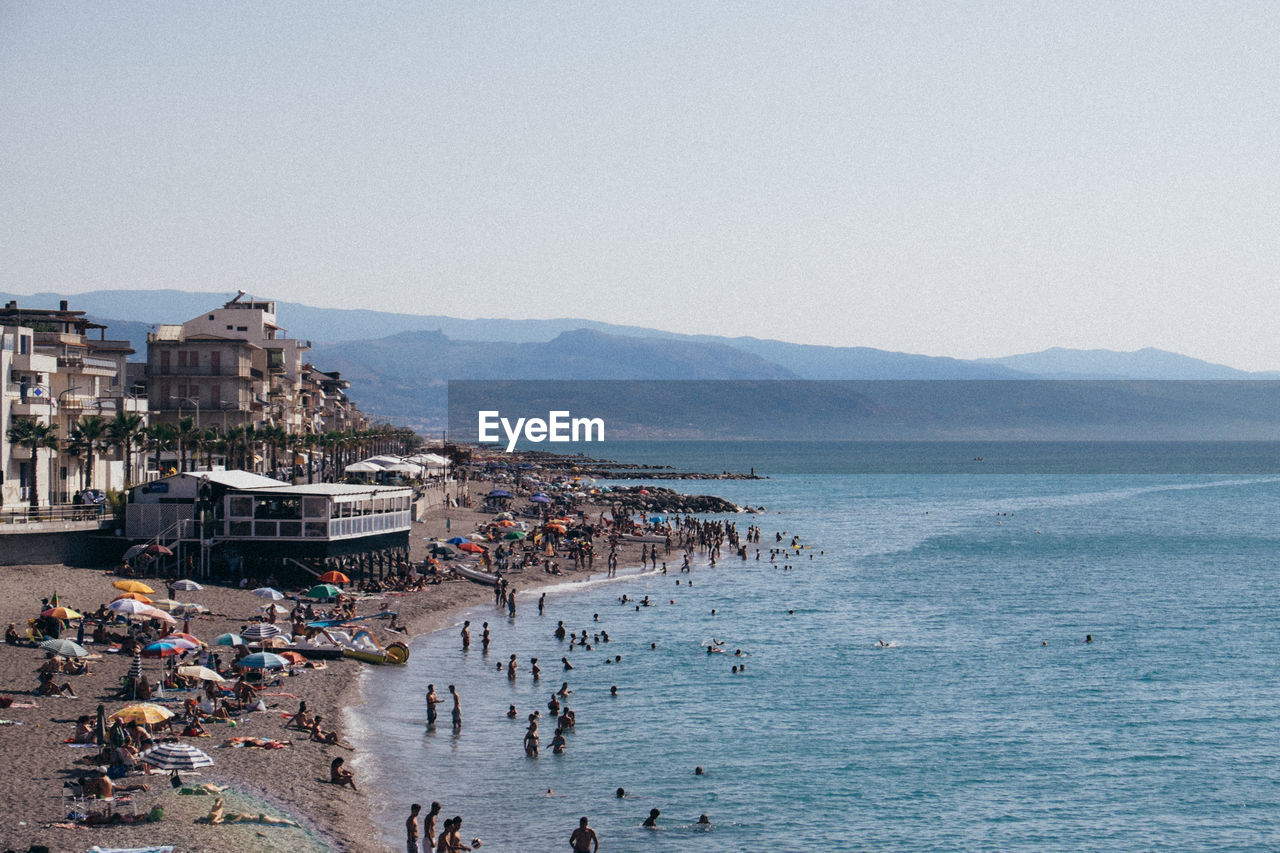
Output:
[{"xmin": 351, "ymin": 448, "xmax": 1280, "ymax": 851}]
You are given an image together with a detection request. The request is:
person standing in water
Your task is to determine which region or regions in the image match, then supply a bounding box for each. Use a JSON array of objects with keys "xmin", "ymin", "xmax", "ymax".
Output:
[
  {"xmin": 425, "ymin": 684, "xmax": 438, "ymax": 727},
  {"xmin": 570, "ymin": 816, "xmax": 599, "ymax": 852},
  {"xmin": 449, "ymin": 685, "xmax": 461, "ymax": 730}
]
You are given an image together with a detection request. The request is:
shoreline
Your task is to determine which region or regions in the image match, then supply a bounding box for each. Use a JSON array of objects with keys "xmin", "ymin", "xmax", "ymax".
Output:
[{"xmin": 0, "ymin": 499, "xmax": 683, "ymax": 852}]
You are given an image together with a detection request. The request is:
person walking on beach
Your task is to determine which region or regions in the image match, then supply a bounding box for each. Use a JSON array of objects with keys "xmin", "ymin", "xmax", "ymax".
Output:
[
  {"xmin": 570, "ymin": 816, "xmax": 599, "ymax": 852},
  {"xmin": 449, "ymin": 684, "xmax": 461, "ymax": 730},
  {"xmin": 426, "ymin": 684, "xmax": 439, "ymax": 726},
  {"xmin": 424, "ymin": 801, "xmax": 441, "ymax": 849},
  {"xmin": 407, "ymin": 803, "xmax": 422, "ymax": 853}
]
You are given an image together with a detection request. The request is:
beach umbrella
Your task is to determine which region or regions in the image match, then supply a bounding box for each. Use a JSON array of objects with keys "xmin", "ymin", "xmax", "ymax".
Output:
[
  {"xmin": 107, "ymin": 598, "xmax": 155, "ymax": 616},
  {"xmin": 177, "ymin": 665, "xmax": 227, "ymax": 683},
  {"xmin": 446, "ymin": 536, "xmax": 467, "ymax": 544},
  {"xmin": 238, "ymin": 652, "xmax": 289, "ymax": 670},
  {"xmin": 649, "ymin": 516, "xmax": 667, "ymax": 523},
  {"xmin": 38, "ymin": 638, "xmax": 88, "ymax": 658},
  {"xmin": 142, "ymin": 640, "xmax": 192, "ymax": 658},
  {"xmin": 171, "ymin": 579, "xmax": 204, "ymax": 592},
  {"xmin": 121, "ymin": 544, "xmax": 148, "ymax": 561},
  {"xmin": 40, "ymin": 606, "xmax": 82, "ymax": 620},
  {"xmin": 531, "ymin": 494, "xmax": 551, "ymax": 504},
  {"xmin": 113, "ymin": 580, "xmax": 155, "ymax": 594},
  {"xmin": 113, "ymin": 592, "xmax": 154, "ymax": 604},
  {"xmin": 140, "ymin": 607, "xmax": 176, "ymax": 624},
  {"xmin": 317, "ymin": 571, "xmax": 349, "ymax": 584},
  {"xmin": 494, "ymin": 519, "xmax": 516, "ymax": 527},
  {"xmin": 111, "ymin": 702, "xmax": 174, "ymax": 725},
  {"xmin": 128, "ymin": 653, "xmax": 145, "ymax": 680},
  {"xmin": 495, "ymin": 512, "xmax": 514, "ymax": 520},
  {"xmin": 252, "ymin": 587, "xmax": 284, "ymax": 601},
  {"xmin": 213, "ymin": 633, "xmax": 245, "ymax": 647},
  {"xmin": 166, "ymin": 633, "xmax": 205, "ymax": 646},
  {"xmin": 150, "ymin": 598, "xmax": 181, "ymax": 611},
  {"xmin": 308, "ymin": 584, "xmax": 341, "ymax": 599},
  {"xmin": 241, "ymin": 623, "xmax": 282, "ymax": 641},
  {"xmin": 544, "ymin": 523, "xmax": 567, "ymax": 533},
  {"xmin": 261, "ymin": 635, "xmax": 292, "ymax": 648},
  {"xmin": 503, "ymin": 530, "xmax": 526, "ymax": 540},
  {"xmin": 488, "ymin": 490, "xmax": 512, "ymax": 498},
  {"xmin": 457, "ymin": 542, "xmax": 485, "ymax": 554},
  {"xmin": 140, "ymin": 741, "xmax": 215, "ymax": 771}
]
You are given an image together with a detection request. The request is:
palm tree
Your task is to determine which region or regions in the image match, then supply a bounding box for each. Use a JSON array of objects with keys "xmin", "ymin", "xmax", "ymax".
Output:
[
  {"xmin": 199, "ymin": 426, "xmax": 224, "ymax": 469},
  {"xmin": 73, "ymin": 415, "xmax": 108, "ymax": 489},
  {"xmin": 64, "ymin": 426, "xmax": 89, "ymax": 495},
  {"xmin": 105, "ymin": 412, "xmax": 144, "ymax": 487},
  {"xmin": 7, "ymin": 418, "xmax": 59, "ymax": 508},
  {"xmin": 175, "ymin": 416, "xmax": 199, "ymax": 473},
  {"xmin": 146, "ymin": 423, "xmax": 179, "ymax": 477},
  {"xmin": 224, "ymin": 425, "xmax": 247, "ymax": 470}
]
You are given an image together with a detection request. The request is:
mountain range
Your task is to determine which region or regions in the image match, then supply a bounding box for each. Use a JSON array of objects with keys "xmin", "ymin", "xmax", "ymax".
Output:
[{"xmin": 3, "ymin": 289, "xmax": 1276, "ymax": 429}]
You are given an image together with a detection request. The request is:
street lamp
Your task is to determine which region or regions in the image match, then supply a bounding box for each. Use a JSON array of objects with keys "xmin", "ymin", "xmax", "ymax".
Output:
[{"xmin": 178, "ymin": 396, "xmax": 201, "ymax": 429}]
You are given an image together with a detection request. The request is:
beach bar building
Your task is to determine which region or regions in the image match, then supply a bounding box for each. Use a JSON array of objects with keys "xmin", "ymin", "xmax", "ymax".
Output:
[{"xmin": 124, "ymin": 470, "xmax": 412, "ymax": 577}]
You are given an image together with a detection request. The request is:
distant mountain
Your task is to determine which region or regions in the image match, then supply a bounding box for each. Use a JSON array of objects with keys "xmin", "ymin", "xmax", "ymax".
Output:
[
  {"xmin": 4, "ymin": 288, "xmax": 1278, "ymax": 430},
  {"xmin": 976, "ymin": 347, "xmax": 1280, "ymax": 380}
]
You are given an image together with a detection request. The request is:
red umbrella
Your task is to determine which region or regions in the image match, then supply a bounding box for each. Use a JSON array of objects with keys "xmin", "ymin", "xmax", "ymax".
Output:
[
  {"xmin": 457, "ymin": 542, "xmax": 486, "ymax": 553},
  {"xmin": 318, "ymin": 571, "xmax": 350, "ymax": 584},
  {"xmin": 144, "ymin": 544, "xmax": 174, "ymax": 556}
]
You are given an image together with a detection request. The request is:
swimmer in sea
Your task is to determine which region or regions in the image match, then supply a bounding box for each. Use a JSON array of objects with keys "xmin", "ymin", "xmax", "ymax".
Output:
[{"xmin": 643, "ymin": 808, "xmax": 660, "ymax": 829}]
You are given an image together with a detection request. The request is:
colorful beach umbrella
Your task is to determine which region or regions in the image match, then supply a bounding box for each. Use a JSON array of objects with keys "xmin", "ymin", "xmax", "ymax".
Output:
[
  {"xmin": 166, "ymin": 633, "xmax": 205, "ymax": 646},
  {"xmin": 307, "ymin": 584, "xmax": 341, "ymax": 599},
  {"xmin": 112, "ymin": 580, "xmax": 155, "ymax": 594},
  {"xmin": 107, "ymin": 598, "xmax": 155, "ymax": 616},
  {"xmin": 171, "ymin": 579, "xmax": 204, "ymax": 592},
  {"xmin": 317, "ymin": 571, "xmax": 349, "ymax": 584},
  {"xmin": 238, "ymin": 652, "xmax": 289, "ymax": 670},
  {"xmin": 40, "ymin": 606, "xmax": 82, "ymax": 620},
  {"xmin": 110, "ymin": 702, "xmax": 174, "ymax": 725},
  {"xmin": 38, "ymin": 638, "xmax": 88, "ymax": 658},
  {"xmin": 252, "ymin": 587, "xmax": 284, "ymax": 601},
  {"xmin": 140, "ymin": 741, "xmax": 215, "ymax": 771},
  {"xmin": 142, "ymin": 640, "xmax": 192, "ymax": 658},
  {"xmin": 213, "ymin": 633, "xmax": 245, "ymax": 647},
  {"xmin": 113, "ymin": 592, "xmax": 154, "ymax": 604}
]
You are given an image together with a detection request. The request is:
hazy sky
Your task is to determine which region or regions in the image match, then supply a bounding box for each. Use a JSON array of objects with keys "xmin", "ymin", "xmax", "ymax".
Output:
[{"xmin": 3, "ymin": 3, "xmax": 1278, "ymax": 368}]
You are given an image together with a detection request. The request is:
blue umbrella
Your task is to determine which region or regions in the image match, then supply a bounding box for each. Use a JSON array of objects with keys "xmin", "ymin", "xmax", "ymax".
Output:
[
  {"xmin": 446, "ymin": 537, "xmax": 467, "ymax": 544},
  {"xmin": 531, "ymin": 494, "xmax": 551, "ymax": 504},
  {"xmin": 238, "ymin": 652, "xmax": 289, "ymax": 670},
  {"xmin": 488, "ymin": 490, "xmax": 513, "ymax": 498}
]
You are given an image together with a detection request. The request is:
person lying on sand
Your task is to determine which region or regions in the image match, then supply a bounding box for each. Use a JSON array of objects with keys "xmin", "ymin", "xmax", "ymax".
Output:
[{"xmin": 205, "ymin": 796, "xmax": 302, "ymax": 826}]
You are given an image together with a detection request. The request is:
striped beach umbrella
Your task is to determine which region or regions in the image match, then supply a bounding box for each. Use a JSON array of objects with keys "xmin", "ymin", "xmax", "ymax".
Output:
[
  {"xmin": 128, "ymin": 653, "xmax": 145, "ymax": 679},
  {"xmin": 107, "ymin": 598, "xmax": 154, "ymax": 616},
  {"xmin": 41, "ymin": 606, "xmax": 83, "ymax": 620},
  {"xmin": 38, "ymin": 638, "xmax": 89, "ymax": 658},
  {"xmin": 241, "ymin": 623, "xmax": 282, "ymax": 641},
  {"xmin": 213, "ymin": 633, "xmax": 245, "ymax": 646},
  {"xmin": 252, "ymin": 587, "xmax": 284, "ymax": 601},
  {"xmin": 238, "ymin": 652, "xmax": 289, "ymax": 670},
  {"xmin": 140, "ymin": 741, "xmax": 214, "ymax": 771},
  {"xmin": 171, "ymin": 579, "xmax": 203, "ymax": 592}
]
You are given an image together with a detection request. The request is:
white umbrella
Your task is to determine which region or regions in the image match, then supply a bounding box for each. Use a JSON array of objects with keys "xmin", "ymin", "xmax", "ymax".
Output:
[
  {"xmin": 106, "ymin": 599, "xmax": 154, "ymax": 616},
  {"xmin": 177, "ymin": 665, "xmax": 227, "ymax": 683},
  {"xmin": 171, "ymin": 579, "xmax": 204, "ymax": 592},
  {"xmin": 252, "ymin": 587, "xmax": 284, "ymax": 601}
]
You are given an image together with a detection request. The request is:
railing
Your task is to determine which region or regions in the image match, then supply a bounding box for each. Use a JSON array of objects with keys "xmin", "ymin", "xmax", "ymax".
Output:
[{"xmin": 0, "ymin": 504, "xmax": 106, "ymax": 524}]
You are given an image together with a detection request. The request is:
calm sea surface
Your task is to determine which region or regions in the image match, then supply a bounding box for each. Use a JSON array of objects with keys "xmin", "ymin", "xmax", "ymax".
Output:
[{"xmin": 349, "ymin": 442, "xmax": 1280, "ymax": 852}]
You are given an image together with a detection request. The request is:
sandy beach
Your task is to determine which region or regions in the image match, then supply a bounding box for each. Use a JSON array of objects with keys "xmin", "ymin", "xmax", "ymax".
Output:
[{"xmin": 0, "ymin": 501, "xmax": 662, "ymax": 853}]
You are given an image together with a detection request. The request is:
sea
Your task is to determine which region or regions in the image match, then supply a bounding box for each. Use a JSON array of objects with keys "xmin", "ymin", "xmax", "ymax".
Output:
[{"xmin": 348, "ymin": 441, "xmax": 1280, "ymax": 852}]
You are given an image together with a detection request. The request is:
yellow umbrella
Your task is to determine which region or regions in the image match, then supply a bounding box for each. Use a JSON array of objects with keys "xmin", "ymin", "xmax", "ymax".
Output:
[
  {"xmin": 150, "ymin": 598, "xmax": 181, "ymax": 611},
  {"xmin": 113, "ymin": 592, "xmax": 154, "ymax": 604},
  {"xmin": 110, "ymin": 702, "xmax": 175, "ymax": 725},
  {"xmin": 113, "ymin": 580, "xmax": 155, "ymax": 595}
]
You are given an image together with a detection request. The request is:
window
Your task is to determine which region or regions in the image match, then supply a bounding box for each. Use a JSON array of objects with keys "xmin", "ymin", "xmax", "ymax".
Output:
[
  {"xmin": 236, "ymin": 326, "xmax": 247, "ymax": 332},
  {"xmin": 211, "ymin": 351, "xmax": 221, "ymax": 374},
  {"xmin": 19, "ymin": 335, "xmax": 29, "ymax": 354},
  {"xmin": 160, "ymin": 350, "xmax": 169, "ymax": 372},
  {"xmin": 228, "ymin": 496, "xmax": 253, "ymax": 517}
]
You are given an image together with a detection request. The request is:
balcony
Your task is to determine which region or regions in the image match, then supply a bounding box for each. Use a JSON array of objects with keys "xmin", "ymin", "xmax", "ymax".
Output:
[{"xmin": 146, "ymin": 365, "xmax": 252, "ymax": 378}]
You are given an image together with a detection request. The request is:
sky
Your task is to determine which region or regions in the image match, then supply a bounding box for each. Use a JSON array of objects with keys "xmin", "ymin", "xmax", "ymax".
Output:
[{"xmin": 2, "ymin": 2, "xmax": 1278, "ymax": 369}]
